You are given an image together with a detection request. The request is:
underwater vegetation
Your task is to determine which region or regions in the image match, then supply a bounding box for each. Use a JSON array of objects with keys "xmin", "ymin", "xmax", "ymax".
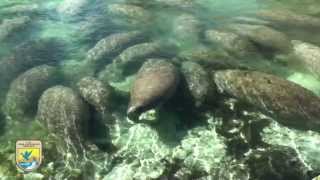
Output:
[{"xmin": 1, "ymin": 0, "xmax": 320, "ymax": 179}]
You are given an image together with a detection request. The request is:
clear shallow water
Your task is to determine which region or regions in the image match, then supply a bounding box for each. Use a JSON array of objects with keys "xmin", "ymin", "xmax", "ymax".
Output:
[{"xmin": 0, "ymin": 0, "xmax": 320, "ymax": 179}]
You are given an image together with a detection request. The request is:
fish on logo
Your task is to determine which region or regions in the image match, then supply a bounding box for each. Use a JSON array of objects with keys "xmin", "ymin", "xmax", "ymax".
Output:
[{"xmin": 16, "ymin": 140, "xmax": 42, "ymax": 172}]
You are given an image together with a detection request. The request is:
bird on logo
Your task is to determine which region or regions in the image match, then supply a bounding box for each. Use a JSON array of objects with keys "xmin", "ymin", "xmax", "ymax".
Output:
[{"xmin": 21, "ymin": 150, "xmax": 33, "ymax": 161}]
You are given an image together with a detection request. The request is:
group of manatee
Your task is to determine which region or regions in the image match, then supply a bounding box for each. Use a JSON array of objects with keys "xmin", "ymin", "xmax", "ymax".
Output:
[{"xmin": 1, "ymin": 0, "xmax": 320, "ymax": 176}]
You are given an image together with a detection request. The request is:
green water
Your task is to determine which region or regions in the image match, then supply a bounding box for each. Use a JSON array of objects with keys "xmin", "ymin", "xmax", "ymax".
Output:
[{"xmin": 0, "ymin": 0, "xmax": 320, "ymax": 179}]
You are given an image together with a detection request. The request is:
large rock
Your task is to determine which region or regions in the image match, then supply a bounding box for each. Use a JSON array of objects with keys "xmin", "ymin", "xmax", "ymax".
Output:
[
  {"xmin": 180, "ymin": 61, "xmax": 213, "ymax": 107},
  {"xmin": 228, "ymin": 24, "xmax": 292, "ymax": 53},
  {"xmin": 77, "ymin": 77, "xmax": 114, "ymax": 113},
  {"xmin": 204, "ymin": 29, "xmax": 256, "ymax": 57},
  {"xmin": 292, "ymin": 40, "xmax": 320, "ymax": 79},
  {"xmin": 37, "ymin": 86, "xmax": 90, "ymax": 155},
  {"xmin": 3, "ymin": 65, "xmax": 58, "ymax": 121},
  {"xmin": 0, "ymin": 16, "xmax": 31, "ymax": 40},
  {"xmin": 128, "ymin": 59, "xmax": 179, "ymax": 116},
  {"xmin": 214, "ymin": 70, "xmax": 320, "ymax": 131}
]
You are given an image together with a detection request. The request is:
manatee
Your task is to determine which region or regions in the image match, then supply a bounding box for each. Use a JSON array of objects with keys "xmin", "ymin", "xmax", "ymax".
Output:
[
  {"xmin": 107, "ymin": 3, "xmax": 152, "ymax": 26},
  {"xmin": 124, "ymin": 0, "xmax": 197, "ymax": 9},
  {"xmin": 0, "ymin": 16, "xmax": 31, "ymax": 40},
  {"xmin": 292, "ymin": 40, "xmax": 320, "ymax": 79},
  {"xmin": 97, "ymin": 63, "xmax": 124, "ymax": 83},
  {"xmin": 0, "ymin": 38, "xmax": 63, "ymax": 91},
  {"xmin": 57, "ymin": 0, "xmax": 88, "ymax": 16},
  {"xmin": 154, "ymin": 0, "xmax": 196, "ymax": 8},
  {"xmin": 98, "ymin": 41, "xmax": 173, "ymax": 82},
  {"xmin": 37, "ymin": 86, "xmax": 90, "ymax": 154},
  {"xmin": 204, "ymin": 29, "xmax": 256, "ymax": 57},
  {"xmin": 180, "ymin": 61, "xmax": 213, "ymax": 107},
  {"xmin": 214, "ymin": 70, "xmax": 320, "ymax": 131},
  {"xmin": 77, "ymin": 76, "xmax": 114, "ymax": 113},
  {"xmin": 232, "ymin": 16, "xmax": 270, "ymax": 26},
  {"xmin": 228, "ymin": 24, "xmax": 292, "ymax": 53},
  {"xmin": 12, "ymin": 38, "xmax": 63, "ymax": 66},
  {"xmin": 3, "ymin": 65, "xmax": 58, "ymax": 121},
  {"xmin": 85, "ymin": 31, "xmax": 144, "ymax": 66},
  {"xmin": 173, "ymin": 14, "xmax": 202, "ymax": 45},
  {"xmin": 257, "ymin": 9, "xmax": 320, "ymax": 29},
  {"xmin": 0, "ymin": 56, "xmax": 25, "ymax": 92},
  {"xmin": 113, "ymin": 41, "xmax": 166, "ymax": 66},
  {"xmin": 0, "ymin": 4, "xmax": 39, "ymax": 15},
  {"xmin": 128, "ymin": 59, "xmax": 179, "ymax": 116},
  {"xmin": 178, "ymin": 46, "xmax": 250, "ymax": 72}
]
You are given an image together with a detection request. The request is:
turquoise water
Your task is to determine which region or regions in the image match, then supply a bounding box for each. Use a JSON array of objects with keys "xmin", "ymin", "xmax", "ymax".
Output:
[{"xmin": 1, "ymin": 0, "xmax": 320, "ymax": 179}]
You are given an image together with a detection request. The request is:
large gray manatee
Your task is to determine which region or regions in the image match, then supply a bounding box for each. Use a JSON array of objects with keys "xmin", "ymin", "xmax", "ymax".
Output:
[
  {"xmin": 128, "ymin": 59, "xmax": 179, "ymax": 116},
  {"xmin": 214, "ymin": 70, "xmax": 320, "ymax": 131}
]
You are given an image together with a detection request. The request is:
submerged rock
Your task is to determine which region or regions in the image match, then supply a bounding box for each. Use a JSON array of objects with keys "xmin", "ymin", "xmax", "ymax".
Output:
[
  {"xmin": 204, "ymin": 29, "xmax": 256, "ymax": 57},
  {"xmin": 3, "ymin": 65, "xmax": 58, "ymax": 121},
  {"xmin": 228, "ymin": 24, "xmax": 292, "ymax": 53},
  {"xmin": 105, "ymin": 123, "xmax": 173, "ymax": 180},
  {"xmin": 128, "ymin": 59, "xmax": 179, "ymax": 116},
  {"xmin": 214, "ymin": 70, "xmax": 320, "ymax": 131},
  {"xmin": 107, "ymin": 3, "xmax": 152, "ymax": 26},
  {"xmin": 77, "ymin": 77, "xmax": 114, "ymax": 113},
  {"xmin": 171, "ymin": 124, "xmax": 226, "ymax": 178},
  {"xmin": 180, "ymin": 61, "xmax": 213, "ymax": 107},
  {"xmin": 262, "ymin": 121, "xmax": 320, "ymax": 174},
  {"xmin": 246, "ymin": 145, "xmax": 310, "ymax": 180},
  {"xmin": 85, "ymin": 31, "xmax": 144, "ymax": 67},
  {"xmin": 257, "ymin": 9, "xmax": 320, "ymax": 29},
  {"xmin": 215, "ymin": 101, "xmax": 270, "ymax": 157},
  {"xmin": 57, "ymin": 0, "xmax": 89, "ymax": 16},
  {"xmin": 212, "ymin": 157, "xmax": 250, "ymax": 180},
  {"xmin": 292, "ymin": 40, "xmax": 320, "ymax": 79},
  {"xmin": 0, "ymin": 16, "xmax": 31, "ymax": 40},
  {"xmin": 37, "ymin": 86, "xmax": 90, "ymax": 155}
]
